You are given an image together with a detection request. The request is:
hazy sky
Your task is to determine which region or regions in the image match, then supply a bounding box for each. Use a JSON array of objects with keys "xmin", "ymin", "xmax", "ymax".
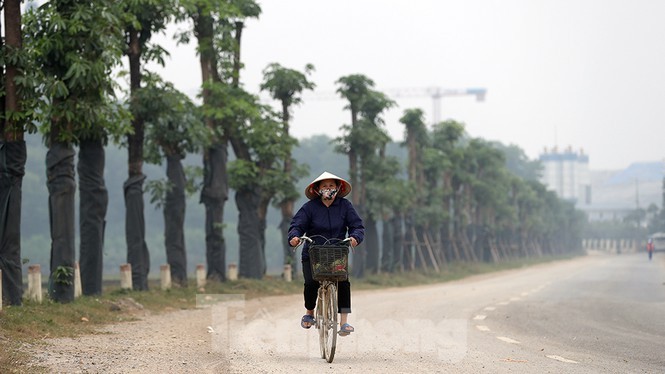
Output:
[{"xmin": 98, "ymin": 1, "xmax": 664, "ymax": 170}]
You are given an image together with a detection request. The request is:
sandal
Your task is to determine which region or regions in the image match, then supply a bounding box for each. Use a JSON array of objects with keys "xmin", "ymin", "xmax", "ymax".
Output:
[
  {"xmin": 338, "ymin": 323, "xmax": 354, "ymax": 336},
  {"xmin": 301, "ymin": 314, "xmax": 315, "ymax": 329}
]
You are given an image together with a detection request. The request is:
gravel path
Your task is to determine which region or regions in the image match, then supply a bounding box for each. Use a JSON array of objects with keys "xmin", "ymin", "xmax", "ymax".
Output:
[{"xmin": 24, "ymin": 256, "xmax": 609, "ymax": 373}]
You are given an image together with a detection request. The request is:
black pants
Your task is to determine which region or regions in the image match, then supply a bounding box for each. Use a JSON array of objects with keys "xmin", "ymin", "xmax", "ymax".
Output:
[{"xmin": 302, "ymin": 259, "xmax": 351, "ymax": 313}]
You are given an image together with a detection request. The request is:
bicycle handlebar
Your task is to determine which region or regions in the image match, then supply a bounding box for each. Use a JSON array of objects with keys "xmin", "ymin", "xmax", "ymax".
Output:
[{"xmin": 293, "ymin": 235, "xmax": 353, "ymax": 251}]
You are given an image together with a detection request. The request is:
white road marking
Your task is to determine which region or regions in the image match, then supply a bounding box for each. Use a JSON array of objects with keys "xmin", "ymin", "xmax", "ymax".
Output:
[
  {"xmin": 546, "ymin": 355, "xmax": 579, "ymax": 364},
  {"xmin": 498, "ymin": 301, "xmax": 510, "ymax": 305},
  {"xmin": 476, "ymin": 325, "xmax": 491, "ymax": 332},
  {"xmin": 497, "ymin": 336, "xmax": 521, "ymax": 344},
  {"xmin": 484, "ymin": 306, "xmax": 496, "ymax": 311},
  {"xmin": 510, "ymin": 297, "xmax": 521, "ymax": 301},
  {"xmin": 520, "ymin": 292, "xmax": 529, "ymax": 296},
  {"xmin": 473, "ymin": 314, "xmax": 487, "ymax": 320}
]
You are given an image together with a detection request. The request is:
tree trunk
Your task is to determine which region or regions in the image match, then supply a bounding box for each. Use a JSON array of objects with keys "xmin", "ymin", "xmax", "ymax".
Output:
[
  {"xmin": 280, "ymin": 200, "xmax": 296, "ymax": 279},
  {"xmin": 0, "ymin": 140, "xmax": 26, "ymax": 305},
  {"xmin": 164, "ymin": 154, "xmax": 187, "ymax": 286},
  {"xmin": 125, "ymin": 27, "xmax": 150, "ymax": 290},
  {"xmin": 230, "ymin": 22, "xmax": 268, "ymax": 279},
  {"xmin": 201, "ymin": 144, "xmax": 228, "ymax": 281},
  {"xmin": 349, "ymin": 109, "xmax": 359, "ymax": 205},
  {"xmin": 258, "ymin": 193, "xmax": 270, "ymax": 276},
  {"xmin": 280, "ymin": 101, "xmax": 296, "ymax": 279},
  {"xmin": 236, "ymin": 188, "xmax": 263, "ymax": 279},
  {"xmin": 3, "ymin": 0, "xmax": 22, "ymax": 141},
  {"xmin": 0, "ymin": 13, "xmax": 4, "ymax": 136},
  {"xmin": 392, "ymin": 215, "xmax": 404, "ymax": 272},
  {"xmin": 124, "ymin": 174, "xmax": 150, "ymax": 290},
  {"xmin": 364, "ymin": 213, "xmax": 379, "ymax": 274},
  {"xmin": 194, "ymin": 10, "xmax": 229, "ymax": 282},
  {"xmin": 77, "ymin": 138, "xmax": 108, "ymax": 295},
  {"xmin": 0, "ymin": 1, "xmax": 25, "ymax": 306},
  {"xmin": 403, "ymin": 214, "xmax": 415, "ymax": 271},
  {"xmin": 47, "ymin": 140, "xmax": 76, "ymax": 302},
  {"xmin": 380, "ymin": 217, "xmax": 393, "ymax": 273},
  {"xmin": 351, "ymin": 202, "xmax": 366, "ymax": 278}
]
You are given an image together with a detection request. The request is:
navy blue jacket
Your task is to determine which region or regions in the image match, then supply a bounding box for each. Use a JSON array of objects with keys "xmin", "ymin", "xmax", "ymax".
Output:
[{"xmin": 288, "ymin": 197, "xmax": 365, "ymax": 261}]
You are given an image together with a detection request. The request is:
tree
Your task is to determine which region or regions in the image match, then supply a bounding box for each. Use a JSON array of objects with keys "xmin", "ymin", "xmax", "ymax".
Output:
[
  {"xmin": 429, "ymin": 120, "xmax": 466, "ymax": 262},
  {"xmin": 490, "ymin": 142, "xmax": 543, "ymax": 182},
  {"xmin": 227, "ymin": 98, "xmax": 291, "ymax": 278},
  {"xmin": 24, "ymin": 0, "xmax": 129, "ymax": 302},
  {"xmin": 260, "ymin": 62, "xmax": 314, "ymax": 278},
  {"xmin": 399, "ymin": 108, "xmax": 430, "ymax": 270},
  {"xmin": 0, "ymin": 0, "xmax": 39, "ymax": 306},
  {"xmin": 177, "ymin": 0, "xmax": 259, "ymax": 280},
  {"xmin": 352, "ymin": 89, "xmax": 395, "ymax": 274},
  {"xmin": 336, "ymin": 74, "xmax": 374, "ymax": 207},
  {"xmin": 122, "ymin": 0, "xmax": 178, "ymax": 291},
  {"xmin": 140, "ymin": 76, "xmax": 209, "ymax": 286}
]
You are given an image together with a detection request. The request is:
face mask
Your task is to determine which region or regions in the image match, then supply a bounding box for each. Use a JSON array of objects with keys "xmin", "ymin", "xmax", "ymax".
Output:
[{"xmin": 319, "ymin": 188, "xmax": 337, "ymax": 200}]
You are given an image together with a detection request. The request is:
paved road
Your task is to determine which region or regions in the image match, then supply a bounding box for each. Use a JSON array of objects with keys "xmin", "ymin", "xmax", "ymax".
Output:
[
  {"xmin": 28, "ymin": 251, "xmax": 665, "ymax": 373},
  {"xmin": 452, "ymin": 251, "xmax": 665, "ymax": 373}
]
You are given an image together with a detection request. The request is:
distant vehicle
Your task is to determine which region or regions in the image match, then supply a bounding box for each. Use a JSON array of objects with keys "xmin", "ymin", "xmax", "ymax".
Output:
[{"xmin": 649, "ymin": 232, "xmax": 665, "ymax": 252}]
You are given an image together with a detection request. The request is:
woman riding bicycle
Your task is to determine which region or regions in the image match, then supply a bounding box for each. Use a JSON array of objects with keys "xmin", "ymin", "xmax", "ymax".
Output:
[{"xmin": 288, "ymin": 171, "xmax": 364, "ymax": 336}]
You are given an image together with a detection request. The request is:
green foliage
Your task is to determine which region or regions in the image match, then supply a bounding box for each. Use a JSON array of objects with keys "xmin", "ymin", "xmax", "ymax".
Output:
[
  {"xmin": 52, "ymin": 265, "xmax": 74, "ymax": 285},
  {"xmin": 139, "ymin": 74, "xmax": 210, "ymax": 164},
  {"xmin": 258, "ymin": 63, "xmax": 316, "ymax": 206},
  {"xmin": 23, "ymin": 0, "xmax": 131, "ymax": 143},
  {"xmin": 146, "ymin": 166, "xmax": 203, "ymax": 209},
  {"xmin": 176, "ymin": 0, "xmax": 261, "ymax": 84},
  {"xmin": 490, "ymin": 142, "xmax": 543, "ymax": 181},
  {"xmin": 336, "ymin": 74, "xmax": 375, "ymax": 115},
  {"xmin": 145, "ymin": 178, "xmax": 171, "ymax": 209},
  {"xmin": 400, "ymin": 108, "xmax": 429, "ymax": 144},
  {"xmin": 0, "ymin": 40, "xmax": 40, "ymax": 135},
  {"xmin": 228, "ymin": 158, "xmax": 259, "ymax": 190},
  {"xmin": 260, "ymin": 62, "xmax": 316, "ymax": 109},
  {"xmin": 121, "ymin": 0, "xmax": 179, "ymax": 63}
]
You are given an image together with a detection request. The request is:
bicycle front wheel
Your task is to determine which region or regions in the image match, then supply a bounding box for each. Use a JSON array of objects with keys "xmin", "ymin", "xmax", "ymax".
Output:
[
  {"xmin": 316, "ymin": 287, "xmax": 325, "ymax": 359},
  {"xmin": 322, "ymin": 283, "xmax": 338, "ymax": 363}
]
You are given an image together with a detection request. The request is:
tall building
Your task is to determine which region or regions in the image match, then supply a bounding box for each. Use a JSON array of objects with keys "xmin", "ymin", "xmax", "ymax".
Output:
[{"xmin": 539, "ymin": 146, "xmax": 591, "ymax": 205}]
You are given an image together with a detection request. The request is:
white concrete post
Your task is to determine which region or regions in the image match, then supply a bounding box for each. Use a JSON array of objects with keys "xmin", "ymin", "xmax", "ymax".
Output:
[
  {"xmin": 160, "ymin": 264, "xmax": 172, "ymax": 290},
  {"xmin": 120, "ymin": 263, "xmax": 133, "ymax": 290},
  {"xmin": 28, "ymin": 264, "xmax": 43, "ymax": 303},
  {"xmin": 196, "ymin": 264, "xmax": 206, "ymax": 289},
  {"xmin": 227, "ymin": 263, "xmax": 238, "ymax": 281},
  {"xmin": 283, "ymin": 264, "xmax": 292, "ymax": 282},
  {"xmin": 74, "ymin": 262, "xmax": 82, "ymax": 298}
]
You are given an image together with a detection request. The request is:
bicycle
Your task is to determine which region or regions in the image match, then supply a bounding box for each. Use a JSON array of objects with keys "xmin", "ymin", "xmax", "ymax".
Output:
[{"xmin": 296, "ymin": 234, "xmax": 352, "ymax": 363}]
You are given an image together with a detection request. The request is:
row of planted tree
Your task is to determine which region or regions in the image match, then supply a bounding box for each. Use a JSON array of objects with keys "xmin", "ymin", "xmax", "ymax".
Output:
[{"xmin": 0, "ymin": 0, "xmax": 584, "ymax": 306}]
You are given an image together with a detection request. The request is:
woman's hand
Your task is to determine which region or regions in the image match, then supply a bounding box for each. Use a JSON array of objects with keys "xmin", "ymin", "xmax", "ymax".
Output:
[
  {"xmin": 349, "ymin": 237, "xmax": 358, "ymax": 247},
  {"xmin": 289, "ymin": 237, "xmax": 301, "ymax": 247}
]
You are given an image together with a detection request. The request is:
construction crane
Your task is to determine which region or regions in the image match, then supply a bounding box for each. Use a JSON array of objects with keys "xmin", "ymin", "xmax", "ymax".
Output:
[
  {"xmin": 296, "ymin": 86, "xmax": 487, "ymax": 125},
  {"xmin": 385, "ymin": 87, "xmax": 487, "ymax": 125}
]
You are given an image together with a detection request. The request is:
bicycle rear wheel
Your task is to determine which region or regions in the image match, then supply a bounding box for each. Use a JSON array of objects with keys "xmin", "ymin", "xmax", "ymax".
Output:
[{"xmin": 322, "ymin": 283, "xmax": 338, "ymax": 363}]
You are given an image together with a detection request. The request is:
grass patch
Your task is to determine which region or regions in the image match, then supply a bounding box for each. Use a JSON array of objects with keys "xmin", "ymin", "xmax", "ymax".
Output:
[
  {"xmin": 0, "ymin": 253, "xmax": 582, "ymax": 372},
  {"xmin": 357, "ymin": 254, "xmax": 579, "ymax": 289}
]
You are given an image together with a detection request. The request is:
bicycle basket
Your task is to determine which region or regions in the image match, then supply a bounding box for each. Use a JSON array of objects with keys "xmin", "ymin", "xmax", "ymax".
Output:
[{"xmin": 309, "ymin": 244, "xmax": 349, "ymax": 281}]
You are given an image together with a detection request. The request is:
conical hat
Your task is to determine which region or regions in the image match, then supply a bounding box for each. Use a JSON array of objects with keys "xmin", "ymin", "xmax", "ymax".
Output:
[{"xmin": 305, "ymin": 171, "xmax": 352, "ymax": 200}]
